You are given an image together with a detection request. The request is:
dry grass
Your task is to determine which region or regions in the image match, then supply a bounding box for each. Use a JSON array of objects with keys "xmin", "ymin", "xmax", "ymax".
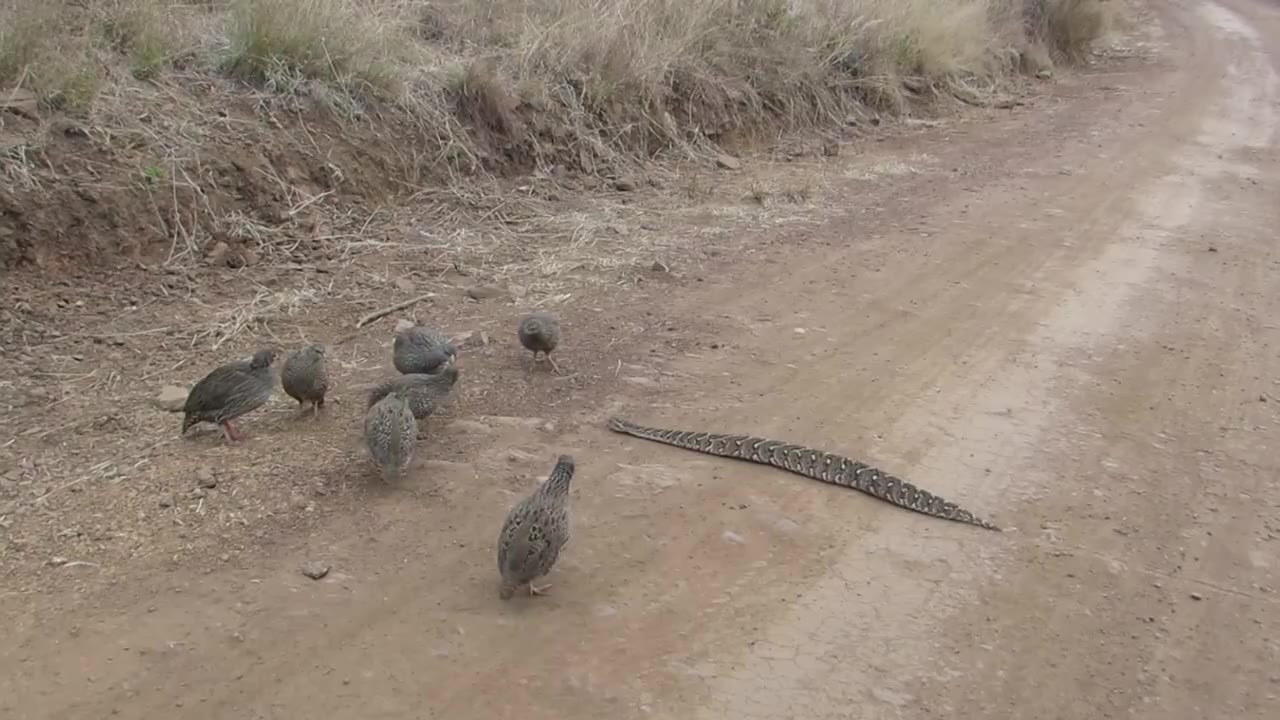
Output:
[
  {"xmin": 0, "ymin": 0, "xmax": 1114, "ymax": 276},
  {"xmin": 1024, "ymin": 0, "xmax": 1113, "ymax": 60},
  {"xmin": 1, "ymin": 0, "xmax": 1113, "ymax": 151}
]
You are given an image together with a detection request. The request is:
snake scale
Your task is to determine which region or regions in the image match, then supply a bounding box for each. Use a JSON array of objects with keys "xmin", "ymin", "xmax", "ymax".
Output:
[{"xmin": 606, "ymin": 416, "xmax": 1000, "ymax": 531}]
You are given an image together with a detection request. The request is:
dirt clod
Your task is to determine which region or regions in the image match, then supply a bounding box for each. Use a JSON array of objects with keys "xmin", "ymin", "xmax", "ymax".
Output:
[
  {"xmin": 301, "ymin": 562, "xmax": 331, "ymax": 580},
  {"xmin": 196, "ymin": 468, "xmax": 217, "ymax": 489},
  {"xmin": 715, "ymin": 154, "xmax": 742, "ymax": 170},
  {"xmin": 153, "ymin": 386, "xmax": 188, "ymax": 412},
  {"xmin": 465, "ymin": 286, "xmax": 508, "ymax": 301},
  {"xmin": 205, "ymin": 242, "xmax": 229, "ymax": 266}
]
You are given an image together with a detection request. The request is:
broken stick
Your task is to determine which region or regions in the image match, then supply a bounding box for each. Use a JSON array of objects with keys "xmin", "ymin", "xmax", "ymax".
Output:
[{"xmin": 355, "ymin": 293, "xmax": 437, "ymax": 329}]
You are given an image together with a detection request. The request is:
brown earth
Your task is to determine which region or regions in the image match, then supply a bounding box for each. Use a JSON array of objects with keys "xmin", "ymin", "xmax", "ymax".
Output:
[{"xmin": 3, "ymin": 0, "xmax": 1280, "ymax": 717}]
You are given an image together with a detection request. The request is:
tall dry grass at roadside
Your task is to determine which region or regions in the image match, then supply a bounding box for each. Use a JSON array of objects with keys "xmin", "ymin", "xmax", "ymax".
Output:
[{"xmin": 1, "ymin": 0, "xmax": 1114, "ymax": 170}]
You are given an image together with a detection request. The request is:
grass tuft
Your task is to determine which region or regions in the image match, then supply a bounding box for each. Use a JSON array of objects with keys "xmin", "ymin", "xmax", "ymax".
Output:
[
  {"xmin": 1024, "ymin": 0, "xmax": 1111, "ymax": 60},
  {"xmin": 221, "ymin": 0, "xmax": 405, "ymax": 94}
]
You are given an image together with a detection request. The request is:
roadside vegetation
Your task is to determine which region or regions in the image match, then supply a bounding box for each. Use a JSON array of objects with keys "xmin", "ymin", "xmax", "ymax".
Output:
[{"xmin": 0, "ymin": 0, "xmax": 1112, "ymax": 268}]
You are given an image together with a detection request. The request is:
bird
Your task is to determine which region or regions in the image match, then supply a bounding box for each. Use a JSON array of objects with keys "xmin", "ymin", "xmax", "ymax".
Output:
[
  {"xmin": 181, "ymin": 348, "xmax": 276, "ymax": 443},
  {"xmin": 365, "ymin": 366, "xmax": 459, "ymax": 420},
  {"xmin": 364, "ymin": 391, "xmax": 417, "ymax": 483},
  {"xmin": 496, "ymin": 454, "xmax": 575, "ymax": 599},
  {"xmin": 280, "ymin": 343, "xmax": 329, "ymax": 417},
  {"xmin": 516, "ymin": 311, "xmax": 561, "ymax": 373},
  {"xmin": 393, "ymin": 320, "xmax": 457, "ymax": 375}
]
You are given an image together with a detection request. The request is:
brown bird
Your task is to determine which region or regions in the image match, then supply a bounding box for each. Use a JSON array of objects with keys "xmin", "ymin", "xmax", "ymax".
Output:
[
  {"xmin": 181, "ymin": 349, "xmax": 276, "ymax": 443},
  {"xmin": 496, "ymin": 454, "xmax": 575, "ymax": 599},
  {"xmin": 516, "ymin": 311, "xmax": 561, "ymax": 373},
  {"xmin": 281, "ymin": 343, "xmax": 329, "ymax": 417},
  {"xmin": 364, "ymin": 392, "xmax": 417, "ymax": 483}
]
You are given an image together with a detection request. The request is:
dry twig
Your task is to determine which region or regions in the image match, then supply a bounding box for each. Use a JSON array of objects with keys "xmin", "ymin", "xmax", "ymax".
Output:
[{"xmin": 355, "ymin": 293, "xmax": 438, "ymax": 328}]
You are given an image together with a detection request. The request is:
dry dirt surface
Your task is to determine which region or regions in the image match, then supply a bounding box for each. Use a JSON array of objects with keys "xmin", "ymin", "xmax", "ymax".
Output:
[{"xmin": 3, "ymin": 0, "xmax": 1280, "ymax": 717}]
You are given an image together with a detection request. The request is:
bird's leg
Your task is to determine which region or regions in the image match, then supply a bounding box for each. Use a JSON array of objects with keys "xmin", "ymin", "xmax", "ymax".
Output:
[
  {"xmin": 312, "ymin": 401, "xmax": 321, "ymax": 419},
  {"xmin": 545, "ymin": 353, "xmax": 562, "ymax": 375},
  {"xmin": 219, "ymin": 421, "xmax": 240, "ymax": 443},
  {"xmin": 528, "ymin": 582, "xmax": 553, "ymax": 596}
]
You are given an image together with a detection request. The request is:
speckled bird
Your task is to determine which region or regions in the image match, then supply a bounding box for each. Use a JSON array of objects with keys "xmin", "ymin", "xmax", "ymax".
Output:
[
  {"xmin": 281, "ymin": 343, "xmax": 329, "ymax": 417},
  {"xmin": 516, "ymin": 311, "xmax": 561, "ymax": 373},
  {"xmin": 364, "ymin": 392, "xmax": 417, "ymax": 483},
  {"xmin": 181, "ymin": 349, "xmax": 276, "ymax": 443},
  {"xmin": 496, "ymin": 454, "xmax": 575, "ymax": 599}
]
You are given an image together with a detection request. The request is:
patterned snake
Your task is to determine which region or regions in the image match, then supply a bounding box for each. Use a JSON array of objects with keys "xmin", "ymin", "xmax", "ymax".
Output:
[{"xmin": 607, "ymin": 416, "xmax": 1000, "ymax": 531}]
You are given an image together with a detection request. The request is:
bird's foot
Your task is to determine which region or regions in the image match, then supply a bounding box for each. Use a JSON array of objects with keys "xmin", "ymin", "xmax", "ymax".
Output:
[
  {"xmin": 220, "ymin": 422, "xmax": 242, "ymax": 443},
  {"xmin": 528, "ymin": 582, "xmax": 552, "ymax": 596},
  {"xmin": 546, "ymin": 355, "xmax": 562, "ymax": 374}
]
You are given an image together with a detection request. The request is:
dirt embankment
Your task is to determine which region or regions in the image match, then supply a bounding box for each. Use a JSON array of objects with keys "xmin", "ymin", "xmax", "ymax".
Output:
[{"xmin": 0, "ymin": 0, "xmax": 1104, "ymax": 274}]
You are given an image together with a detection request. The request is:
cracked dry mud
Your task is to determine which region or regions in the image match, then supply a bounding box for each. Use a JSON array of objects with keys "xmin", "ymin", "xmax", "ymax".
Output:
[{"xmin": 3, "ymin": 0, "xmax": 1280, "ymax": 718}]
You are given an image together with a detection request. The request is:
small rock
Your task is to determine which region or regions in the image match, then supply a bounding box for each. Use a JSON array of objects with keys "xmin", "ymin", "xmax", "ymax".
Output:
[
  {"xmin": 196, "ymin": 467, "xmax": 217, "ymax": 489},
  {"xmin": 301, "ymin": 561, "xmax": 331, "ymax": 580},
  {"xmin": 157, "ymin": 495, "xmax": 174, "ymax": 508},
  {"xmin": 650, "ymin": 260, "xmax": 670, "ymax": 273},
  {"xmin": 464, "ymin": 285, "xmax": 508, "ymax": 301},
  {"xmin": 506, "ymin": 449, "xmax": 540, "ymax": 464},
  {"xmin": 1189, "ymin": 591, "xmax": 1204, "ymax": 601},
  {"xmin": 714, "ymin": 153, "xmax": 742, "ymax": 171},
  {"xmin": 622, "ymin": 376, "xmax": 657, "ymax": 387},
  {"xmin": 721, "ymin": 530, "xmax": 746, "ymax": 545},
  {"xmin": 394, "ymin": 318, "xmax": 415, "ymax": 333},
  {"xmin": 394, "ymin": 277, "xmax": 415, "ymax": 293},
  {"xmin": 612, "ymin": 178, "xmax": 638, "ymax": 192},
  {"xmin": 451, "ymin": 330, "xmax": 489, "ymax": 349},
  {"xmin": 205, "ymin": 241, "xmax": 229, "ymax": 265},
  {"xmin": 1036, "ymin": 69, "xmax": 1053, "ymax": 80},
  {"xmin": 1207, "ymin": 246, "xmax": 1218, "ymax": 252},
  {"xmin": 822, "ymin": 142, "xmax": 839, "ymax": 157},
  {"xmin": 48, "ymin": 556, "xmax": 69, "ymax": 567},
  {"xmin": 153, "ymin": 385, "xmax": 188, "ymax": 412},
  {"xmin": 241, "ymin": 249, "xmax": 260, "ymax": 267}
]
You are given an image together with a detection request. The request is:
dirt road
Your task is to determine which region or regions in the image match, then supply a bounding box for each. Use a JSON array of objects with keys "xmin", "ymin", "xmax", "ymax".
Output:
[{"xmin": 3, "ymin": 0, "xmax": 1279, "ymax": 717}]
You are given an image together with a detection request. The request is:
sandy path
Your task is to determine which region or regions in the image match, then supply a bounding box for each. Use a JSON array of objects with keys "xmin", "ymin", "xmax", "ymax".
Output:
[{"xmin": 4, "ymin": 0, "xmax": 1279, "ymax": 718}]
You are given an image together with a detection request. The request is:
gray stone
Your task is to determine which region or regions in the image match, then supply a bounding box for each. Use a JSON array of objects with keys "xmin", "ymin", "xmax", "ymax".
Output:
[{"xmin": 301, "ymin": 561, "xmax": 331, "ymax": 580}]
